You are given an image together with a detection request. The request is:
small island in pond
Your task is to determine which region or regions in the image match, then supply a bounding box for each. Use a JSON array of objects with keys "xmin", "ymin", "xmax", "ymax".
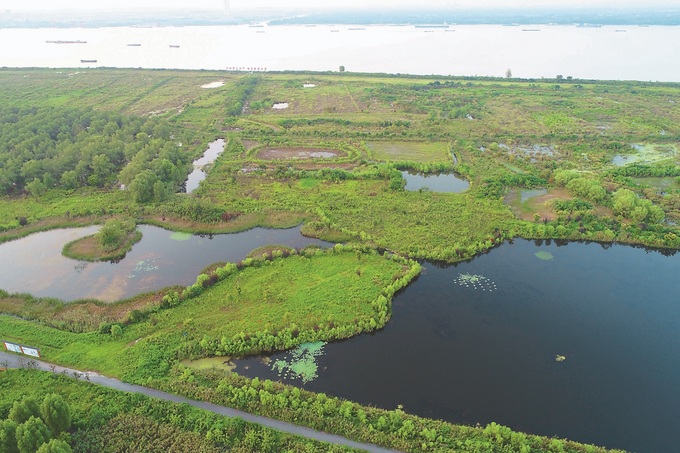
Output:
[{"xmin": 62, "ymin": 219, "xmax": 141, "ymax": 262}]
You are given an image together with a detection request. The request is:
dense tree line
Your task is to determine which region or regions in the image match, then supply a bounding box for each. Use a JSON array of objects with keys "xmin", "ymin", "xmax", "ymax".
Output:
[{"xmin": 0, "ymin": 105, "xmax": 188, "ymax": 197}]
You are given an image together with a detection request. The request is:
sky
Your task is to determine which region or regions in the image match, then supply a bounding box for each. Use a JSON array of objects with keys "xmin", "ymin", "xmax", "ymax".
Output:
[{"xmin": 5, "ymin": 0, "xmax": 679, "ymax": 11}]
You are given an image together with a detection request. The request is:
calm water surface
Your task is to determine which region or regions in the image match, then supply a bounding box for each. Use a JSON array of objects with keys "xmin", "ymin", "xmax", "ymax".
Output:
[
  {"xmin": 0, "ymin": 224, "xmax": 331, "ymax": 302},
  {"xmin": 1, "ymin": 25, "xmax": 679, "ymax": 81},
  {"xmin": 186, "ymin": 139, "xmax": 226, "ymax": 193},
  {"xmin": 234, "ymin": 239, "xmax": 680, "ymax": 453},
  {"xmin": 401, "ymin": 171, "xmax": 469, "ymax": 193}
]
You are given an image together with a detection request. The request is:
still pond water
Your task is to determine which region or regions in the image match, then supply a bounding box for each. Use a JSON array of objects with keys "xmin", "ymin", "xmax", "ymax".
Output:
[
  {"xmin": 185, "ymin": 139, "xmax": 226, "ymax": 193},
  {"xmin": 0, "ymin": 224, "xmax": 331, "ymax": 302},
  {"xmin": 231, "ymin": 239, "xmax": 680, "ymax": 453},
  {"xmin": 401, "ymin": 171, "xmax": 469, "ymax": 193}
]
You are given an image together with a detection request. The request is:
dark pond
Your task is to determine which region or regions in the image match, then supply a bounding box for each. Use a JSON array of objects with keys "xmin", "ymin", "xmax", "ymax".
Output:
[
  {"xmin": 186, "ymin": 139, "xmax": 226, "ymax": 193},
  {"xmin": 0, "ymin": 224, "xmax": 331, "ymax": 302},
  {"xmin": 401, "ymin": 171, "xmax": 469, "ymax": 193},
  {"xmin": 233, "ymin": 239, "xmax": 680, "ymax": 453}
]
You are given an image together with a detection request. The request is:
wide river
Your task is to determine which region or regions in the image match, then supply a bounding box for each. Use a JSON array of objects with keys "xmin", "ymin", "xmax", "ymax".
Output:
[
  {"xmin": 1, "ymin": 24, "xmax": 679, "ymax": 81},
  {"xmin": 231, "ymin": 239, "xmax": 680, "ymax": 453}
]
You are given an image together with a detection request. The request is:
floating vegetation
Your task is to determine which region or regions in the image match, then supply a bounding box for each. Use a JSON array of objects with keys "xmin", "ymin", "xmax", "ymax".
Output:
[
  {"xmin": 127, "ymin": 260, "xmax": 159, "ymax": 279},
  {"xmin": 453, "ymin": 273, "xmax": 496, "ymax": 291},
  {"xmin": 170, "ymin": 232, "xmax": 192, "ymax": 241},
  {"xmin": 534, "ymin": 251, "xmax": 554, "ymax": 261},
  {"xmin": 555, "ymin": 355, "xmax": 566, "ymax": 362},
  {"xmin": 271, "ymin": 341, "xmax": 326, "ymax": 383}
]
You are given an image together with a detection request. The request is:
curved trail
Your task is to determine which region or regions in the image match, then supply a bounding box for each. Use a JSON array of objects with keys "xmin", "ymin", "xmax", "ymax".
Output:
[{"xmin": 0, "ymin": 352, "xmax": 400, "ymax": 453}]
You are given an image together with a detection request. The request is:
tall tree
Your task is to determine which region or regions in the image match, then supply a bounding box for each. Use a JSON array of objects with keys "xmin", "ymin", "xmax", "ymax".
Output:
[
  {"xmin": 15, "ymin": 417, "xmax": 51, "ymax": 453},
  {"xmin": 40, "ymin": 395, "xmax": 71, "ymax": 435}
]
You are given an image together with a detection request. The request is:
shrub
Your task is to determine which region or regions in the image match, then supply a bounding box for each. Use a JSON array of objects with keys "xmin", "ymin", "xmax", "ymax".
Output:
[{"xmin": 110, "ymin": 325, "xmax": 122, "ymax": 338}]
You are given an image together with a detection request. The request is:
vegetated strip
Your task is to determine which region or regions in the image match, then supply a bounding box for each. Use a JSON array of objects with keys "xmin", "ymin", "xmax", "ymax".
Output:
[{"xmin": 0, "ymin": 364, "xmax": 378, "ymax": 453}]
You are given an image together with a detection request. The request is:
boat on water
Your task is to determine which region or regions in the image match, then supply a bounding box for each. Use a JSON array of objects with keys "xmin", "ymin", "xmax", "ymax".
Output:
[
  {"xmin": 127, "ymin": 43, "xmax": 141, "ymax": 46},
  {"xmin": 169, "ymin": 45, "xmax": 180, "ymax": 48},
  {"xmin": 80, "ymin": 60, "xmax": 97, "ymax": 63},
  {"xmin": 46, "ymin": 40, "xmax": 86, "ymax": 44}
]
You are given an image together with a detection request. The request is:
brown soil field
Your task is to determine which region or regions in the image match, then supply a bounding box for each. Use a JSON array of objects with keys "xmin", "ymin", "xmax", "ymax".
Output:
[
  {"xmin": 256, "ymin": 147, "xmax": 347, "ymax": 160},
  {"xmin": 242, "ymin": 140, "xmax": 259, "ymax": 150}
]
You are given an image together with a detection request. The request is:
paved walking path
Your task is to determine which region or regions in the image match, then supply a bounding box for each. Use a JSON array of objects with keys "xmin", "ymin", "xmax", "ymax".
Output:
[{"xmin": 0, "ymin": 351, "xmax": 400, "ymax": 453}]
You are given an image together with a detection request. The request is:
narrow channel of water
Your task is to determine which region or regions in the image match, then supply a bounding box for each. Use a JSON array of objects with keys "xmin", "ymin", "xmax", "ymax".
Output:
[
  {"xmin": 0, "ymin": 224, "xmax": 332, "ymax": 302},
  {"xmin": 186, "ymin": 139, "xmax": 226, "ymax": 193},
  {"xmin": 232, "ymin": 239, "xmax": 680, "ymax": 453},
  {"xmin": 401, "ymin": 171, "xmax": 469, "ymax": 193}
]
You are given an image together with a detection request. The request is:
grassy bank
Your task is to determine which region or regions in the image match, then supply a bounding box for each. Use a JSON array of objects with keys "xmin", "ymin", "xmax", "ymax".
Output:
[{"xmin": 0, "ymin": 246, "xmax": 419, "ymax": 377}]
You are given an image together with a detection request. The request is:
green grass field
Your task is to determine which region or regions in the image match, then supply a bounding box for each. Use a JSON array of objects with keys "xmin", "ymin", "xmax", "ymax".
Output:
[{"xmin": 366, "ymin": 141, "xmax": 452, "ymax": 163}]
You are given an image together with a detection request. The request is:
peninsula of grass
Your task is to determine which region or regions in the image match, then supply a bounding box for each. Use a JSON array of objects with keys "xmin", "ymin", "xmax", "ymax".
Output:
[
  {"xmin": 62, "ymin": 218, "xmax": 141, "ymax": 262},
  {"xmin": 0, "ymin": 245, "xmax": 420, "ymax": 377}
]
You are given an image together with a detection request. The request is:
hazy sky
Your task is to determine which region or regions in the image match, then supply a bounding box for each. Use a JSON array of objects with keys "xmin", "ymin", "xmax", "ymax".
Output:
[{"xmin": 6, "ymin": 0, "xmax": 679, "ymax": 11}]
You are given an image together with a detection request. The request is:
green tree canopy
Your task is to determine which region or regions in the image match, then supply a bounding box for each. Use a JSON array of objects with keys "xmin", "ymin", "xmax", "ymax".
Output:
[
  {"xmin": 8, "ymin": 397, "xmax": 41, "ymax": 425},
  {"xmin": 0, "ymin": 419, "xmax": 19, "ymax": 453},
  {"xmin": 36, "ymin": 439, "xmax": 72, "ymax": 453},
  {"xmin": 15, "ymin": 417, "xmax": 51, "ymax": 453},
  {"xmin": 40, "ymin": 395, "xmax": 71, "ymax": 435}
]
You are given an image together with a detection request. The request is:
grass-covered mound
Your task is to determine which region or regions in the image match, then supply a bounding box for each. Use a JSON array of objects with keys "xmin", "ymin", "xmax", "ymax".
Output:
[
  {"xmin": 0, "ymin": 246, "xmax": 420, "ymax": 378},
  {"xmin": 0, "ymin": 369, "xmax": 358, "ymax": 453},
  {"xmin": 62, "ymin": 219, "xmax": 141, "ymax": 262}
]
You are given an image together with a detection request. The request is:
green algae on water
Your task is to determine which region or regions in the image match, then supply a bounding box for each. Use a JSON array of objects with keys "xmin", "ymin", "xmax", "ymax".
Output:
[
  {"xmin": 127, "ymin": 260, "xmax": 159, "ymax": 279},
  {"xmin": 170, "ymin": 232, "xmax": 193, "ymax": 241},
  {"xmin": 535, "ymin": 251, "xmax": 554, "ymax": 261},
  {"xmin": 271, "ymin": 341, "xmax": 326, "ymax": 383}
]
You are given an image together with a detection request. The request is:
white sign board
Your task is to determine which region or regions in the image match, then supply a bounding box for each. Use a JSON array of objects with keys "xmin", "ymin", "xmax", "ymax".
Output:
[
  {"xmin": 3, "ymin": 342, "xmax": 22, "ymax": 353},
  {"xmin": 21, "ymin": 346, "xmax": 40, "ymax": 358}
]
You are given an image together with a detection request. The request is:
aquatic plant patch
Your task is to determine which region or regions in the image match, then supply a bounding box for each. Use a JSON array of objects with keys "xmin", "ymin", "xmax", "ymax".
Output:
[
  {"xmin": 127, "ymin": 260, "xmax": 159, "ymax": 278},
  {"xmin": 453, "ymin": 273, "xmax": 496, "ymax": 291},
  {"xmin": 271, "ymin": 341, "xmax": 326, "ymax": 383},
  {"xmin": 534, "ymin": 251, "xmax": 554, "ymax": 260}
]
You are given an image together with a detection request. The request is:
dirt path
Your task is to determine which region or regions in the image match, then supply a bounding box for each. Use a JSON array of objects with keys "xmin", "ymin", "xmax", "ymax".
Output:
[{"xmin": 0, "ymin": 351, "xmax": 401, "ymax": 453}]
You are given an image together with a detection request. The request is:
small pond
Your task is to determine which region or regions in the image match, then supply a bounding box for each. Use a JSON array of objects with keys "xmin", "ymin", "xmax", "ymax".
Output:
[
  {"xmin": 232, "ymin": 239, "xmax": 680, "ymax": 453},
  {"xmin": 186, "ymin": 139, "xmax": 226, "ymax": 193},
  {"xmin": 401, "ymin": 171, "xmax": 469, "ymax": 193},
  {"xmin": 519, "ymin": 188, "xmax": 547, "ymax": 202},
  {"xmin": 0, "ymin": 224, "xmax": 332, "ymax": 302}
]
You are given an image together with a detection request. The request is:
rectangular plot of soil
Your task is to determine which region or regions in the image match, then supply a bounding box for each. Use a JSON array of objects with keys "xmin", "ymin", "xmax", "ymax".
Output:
[
  {"xmin": 366, "ymin": 141, "xmax": 451, "ymax": 163},
  {"xmin": 256, "ymin": 147, "xmax": 347, "ymax": 160}
]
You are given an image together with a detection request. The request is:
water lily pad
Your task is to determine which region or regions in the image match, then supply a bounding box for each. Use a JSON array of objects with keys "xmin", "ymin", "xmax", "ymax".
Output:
[
  {"xmin": 555, "ymin": 355, "xmax": 566, "ymax": 362},
  {"xmin": 170, "ymin": 232, "xmax": 192, "ymax": 241},
  {"xmin": 535, "ymin": 251, "xmax": 554, "ymax": 261}
]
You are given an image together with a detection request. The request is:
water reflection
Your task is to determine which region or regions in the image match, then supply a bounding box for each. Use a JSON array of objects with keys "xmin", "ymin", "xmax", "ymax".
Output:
[
  {"xmin": 401, "ymin": 171, "xmax": 469, "ymax": 193},
  {"xmin": 0, "ymin": 224, "xmax": 332, "ymax": 302},
  {"xmin": 186, "ymin": 139, "xmax": 226, "ymax": 193}
]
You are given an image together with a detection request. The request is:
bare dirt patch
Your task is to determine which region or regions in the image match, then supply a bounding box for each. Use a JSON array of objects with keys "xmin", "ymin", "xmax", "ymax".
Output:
[
  {"xmin": 242, "ymin": 140, "xmax": 259, "ymax": 151},
  {"xmin": 256, "ymin": 147, "xmax": 347, "ymax": 160}
]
